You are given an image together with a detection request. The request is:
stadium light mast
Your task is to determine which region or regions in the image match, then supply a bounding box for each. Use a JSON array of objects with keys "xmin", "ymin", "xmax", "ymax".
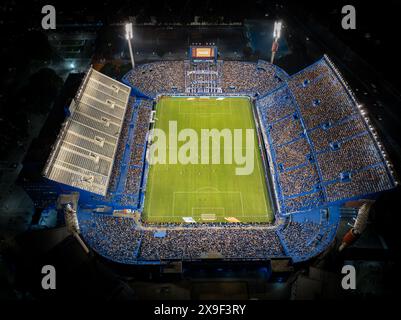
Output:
[
  {"xmin": 271, "ymin": 21, "xmax": 282, "ymax": 64},
  {"xmin": 125, "ymin": 23, "xmax": 135, "ymax": 70}
]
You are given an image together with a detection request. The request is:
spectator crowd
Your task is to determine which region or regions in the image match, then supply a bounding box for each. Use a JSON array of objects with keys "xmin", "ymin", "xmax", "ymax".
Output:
[
  {"xmin": 106, "ymin": 98, "xmax": 153, "ymax": 207},
  {"xmin": 108, "ymin": 96, "xmax": 136, "ymax": 192},
  {"xmin": 140, "ymin": 227, "xmax": 284, "ymax": 260},
  {"xmin": 80, "ymin": 214, "xmax": 142, "ymax": 264},
  {"xmin": 125, "ymin": 61, "xmax": 186, "ymax": 97},
  {"xmin": 221, "ymin": 61, "xmax": 283, "ymax": 95},
  {"xmin": 79, "ymin": 213, "xmax": 287, "ymax": 263},
  {"xmin": 257, "ymin": 57, "xmax": 394, "ymax": 213},
  {"xmin": 78, "ymin": 213, "xmax": 338, "ymax": 264},
  {"xmin": 278, "ymin": 220, "xmax": 337, "ymax": 261},
  {"xmin": 124, "ymin": 59, "xmax": 285, "ymax": 97}
]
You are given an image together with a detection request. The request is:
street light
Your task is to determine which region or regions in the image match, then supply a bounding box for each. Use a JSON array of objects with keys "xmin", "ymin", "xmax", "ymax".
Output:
[
  {"xmin": 125, "ymin": 23, "xmax": 135, "ymax": 70},
  {"xmin": 271, "ymin": 21, "xmax": 282, "ymax": 64}
]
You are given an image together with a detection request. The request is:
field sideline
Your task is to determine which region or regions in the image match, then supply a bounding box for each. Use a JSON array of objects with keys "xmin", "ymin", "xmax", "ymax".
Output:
[{"xmin": 143, "ymin": 96, "xmax": 274, "ymax": 223}]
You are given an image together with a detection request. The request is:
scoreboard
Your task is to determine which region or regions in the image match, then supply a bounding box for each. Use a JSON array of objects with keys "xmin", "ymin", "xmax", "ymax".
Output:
[{"xmin": 189, "ymin": 46, "xmax": 217, "ymax": 62}]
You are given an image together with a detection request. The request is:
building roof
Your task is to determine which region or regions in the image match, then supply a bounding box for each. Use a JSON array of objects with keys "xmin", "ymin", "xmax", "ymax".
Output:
[{"xmin": 43, "ymin": 68, "xmax": 131, "ymax": 196}]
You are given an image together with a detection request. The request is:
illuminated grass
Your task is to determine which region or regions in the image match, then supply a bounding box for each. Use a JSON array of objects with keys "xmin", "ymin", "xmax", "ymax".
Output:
[{"xmin": 143, "ymin": 96, "xmax": 273, "ymax": 223}]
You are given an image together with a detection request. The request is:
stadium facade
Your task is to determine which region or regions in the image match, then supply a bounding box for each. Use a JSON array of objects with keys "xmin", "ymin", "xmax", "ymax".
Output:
[{"xmin": 20, "ymin": 51, "xmax": 398, "ymax": 265}]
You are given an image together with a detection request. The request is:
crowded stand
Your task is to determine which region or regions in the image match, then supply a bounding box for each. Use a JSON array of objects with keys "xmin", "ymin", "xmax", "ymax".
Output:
[
  {"xmin": 325, "ymin": 165, "xmax": 393, "ymax": 202},
  {"xmin": 284, "ymin": 191, "xmax": 324, "ymax": 213},
  {"xmin": 275, "ymin": 138, "xmax": 311, "ymax": 169},
  {"xmin": 140, "ymin": 227, "xmax": 284, "ymax": 260},
  {"xmin": 293, "ymin": 88, "xmax": 355, "ymax": 129},
  {"xmin": 279, "ymin": 222, "xmax": 320, "ymax": 255},
  {"xmin": 78, "ymin": 216, "xmax": 337, "ymax": 264},
  {"xmin": 121, "ymin": 100, "xmax": 152, "ymax": 199},
  {"xmin": 104, "ymin": 97, "xmax": 152, "ymax": 207},
  {"xmin": 289, "ymin": 62, "xmax": 355, "ymax": 130},
  {"xmin": 317, "ymin": 133, "xmax": 383, "ymax": 182},
  {"xmin": 277, "ymin": 221, "xmax": 335, "ymax": 261},
  {"xmin": 221, "ymin": 61, "xmax": 283, "ymax": 95},
  {"xmin": 108, "ymin": 97, "xmax": 136, "ymax": 192},
  {"xmin": 124, "ymin": 61, "xmax": 185, "ymax": 97},
  {"xmin": 289, "ymin": 60, "xmax": 331, "ymax": 85},
  {"xmin": 124, "ymin": 167, "xmax": 142, "ymax": 194},
  {"xmin": 185, "ymin": 61, "xmax": 222, "ymax": 94},
  {"xmin": 309, "ymin": 115, "xmax": 367, "ymax": 152},
  {"xmin": 77, "ymin": 213, "xmax": 287, "ymax": 264},
  {"xmin": 79, "ymin": 212, "xmax": 285, "ymax": 263},
  {"xmin": 129, "ymin": 145, "xmax": 144, "ymax": 166},
  {"xmin": 124, "ymin": 60, "xmax": 285, "ymax": 97},
  {"xmin": 80, "ymin": 214, "xmax": 142, "ymax": 264},
  {"xmin": 139, "ymin": 229, "xmax": 186, "ymax": 260},
  {"xmin": 279, "ymin": 164, "xmax": 319, "ymax": 197},
  {"xmin": 257, "ymin": 87, "xmax": 296, "ymax": 124},
  {"xmin": 257, "ymin": 56, "xmax": 395, "ymax": 214},
  {"xmin": 78, "ymin": 213, "xmax": 338, "ymax": 263},
  {"xmin": 119, "ymin": 194, "xmax": 140, "ymax": 207},
  {"xmin": 269, "ymin": 115, "xmax": 303, "ymax": 146},
  {"xmin": 133, "ymin": 101, "xmax": 152, "ymax": 145}
]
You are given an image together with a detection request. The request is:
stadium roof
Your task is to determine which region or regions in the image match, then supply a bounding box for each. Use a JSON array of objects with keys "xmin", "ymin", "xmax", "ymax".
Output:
[{"xmin": 43, "ymin": 68, "xmax": 131, "ymax": 196}]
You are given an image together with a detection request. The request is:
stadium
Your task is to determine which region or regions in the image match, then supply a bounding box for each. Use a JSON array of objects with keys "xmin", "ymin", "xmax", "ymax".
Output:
[
  {"xmin": 3, "ymin": 0, "xmax": 401, "ymax": 303},
  {"xmin": 22, "ymin": 41, "xmax": 396, "ymax": 266}
]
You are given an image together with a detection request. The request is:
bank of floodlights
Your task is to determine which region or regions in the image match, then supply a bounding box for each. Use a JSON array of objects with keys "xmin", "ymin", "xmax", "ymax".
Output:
[
  {"xmin": 125, "ymin": 23, "xmax": 135, "ymax": 69},
  {"xmin": 271, "ymin": 21, "xmax": 282, "ymax": 63},
  {"xmin": 273, "ymin": 21, "xmax": 282, "ymax": 40},
  {"xmin": 125, "ymin": 23, "xmax": 133, "ymax": 40}
]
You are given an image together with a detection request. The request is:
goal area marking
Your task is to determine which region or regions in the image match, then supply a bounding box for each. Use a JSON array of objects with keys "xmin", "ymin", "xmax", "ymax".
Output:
[
  {"xmin": 201, "ymin": 214, "xmax": 217, "ymax": 221},
  {"xmin": 191, "ymin": 207, "xmax": 225, "ymax": 221},
  {"xmin": 172, "ymin": 191, "xmax": 244, "ymax": 217}
]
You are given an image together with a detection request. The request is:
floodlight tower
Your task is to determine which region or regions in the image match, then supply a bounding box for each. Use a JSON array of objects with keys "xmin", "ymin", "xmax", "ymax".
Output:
[
  {"xmin": 125, "ymin": 23, "xmax": 135, "ymax": 70},
  {"xmin": 271, "ymin": 21, "xmax": 282, "ymax": 64}
]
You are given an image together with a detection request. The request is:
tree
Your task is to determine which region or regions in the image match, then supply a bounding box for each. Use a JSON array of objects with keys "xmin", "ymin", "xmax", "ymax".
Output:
[
  {"xmin": 23, "ymin": 68, "xmax": 63, "ymax": 114},
  {"xmin": 242, "ymin": 46, "xmax": 253, "ymax": 60},
  {"xmin": 20, "ymin": 31, "xmax": 54, "ymax": 62}
]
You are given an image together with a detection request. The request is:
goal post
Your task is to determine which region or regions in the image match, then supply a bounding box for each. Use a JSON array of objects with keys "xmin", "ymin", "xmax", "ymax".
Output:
[{"xmin": 201, "ymin": 213, "xmax": 217, "ymax": 221}]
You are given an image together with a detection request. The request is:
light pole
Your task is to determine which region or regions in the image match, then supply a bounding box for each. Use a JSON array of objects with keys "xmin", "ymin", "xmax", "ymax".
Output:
[
  {"xmin": 271, "ymin": 21, "xmax": 282, "ymax": 64},
  {"xmin": 125, "ymin": 23, "xmax": 135, "ymax": 70}
]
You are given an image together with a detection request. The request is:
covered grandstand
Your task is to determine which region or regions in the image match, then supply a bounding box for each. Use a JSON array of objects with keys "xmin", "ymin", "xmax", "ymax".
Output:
[{"xmin": 43, "ymin": 68, "xmax": 131, "ymax": 196}]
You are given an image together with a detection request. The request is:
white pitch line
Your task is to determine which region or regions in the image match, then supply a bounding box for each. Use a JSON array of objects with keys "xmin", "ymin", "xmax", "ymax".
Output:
[
  {"xmin": 248, "ymin": 103, "xmax": 270, "ymax": 215},
  {"xmin": 239, "ymin": 191, "xmax": 245, "ymax": 216},
  {"xmin": 146, "ymin": 97, "xmax": 164, "ymax": 216}
]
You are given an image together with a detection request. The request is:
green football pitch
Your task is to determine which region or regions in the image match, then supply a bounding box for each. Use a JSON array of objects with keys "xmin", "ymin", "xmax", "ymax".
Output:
[{"xmin": 143, "ymin": 96, "xmax": 274, "ymax": 223}]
